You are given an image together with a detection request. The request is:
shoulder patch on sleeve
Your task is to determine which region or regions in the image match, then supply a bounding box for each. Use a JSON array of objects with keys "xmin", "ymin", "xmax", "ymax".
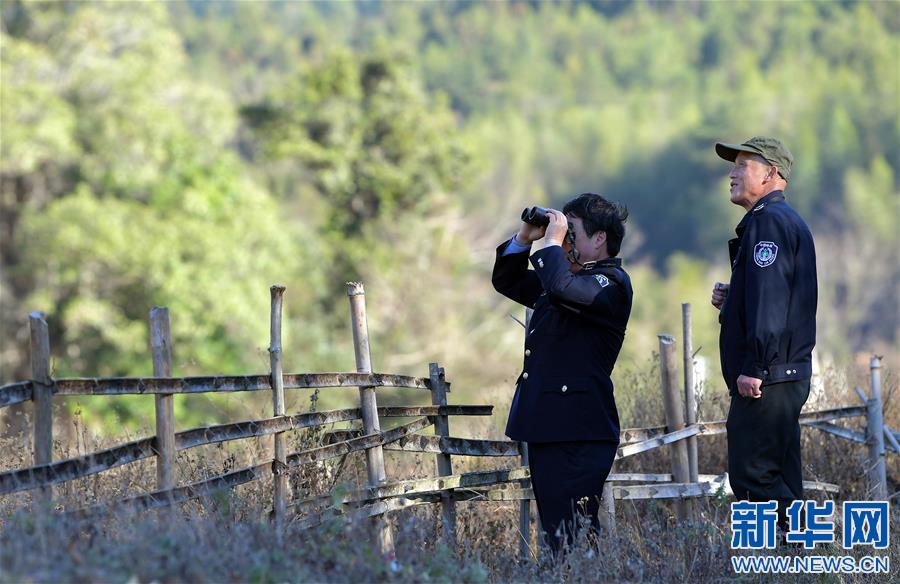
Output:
[
  {"xmin": 594, "ymin": 274, "xmax": 610, "ymax": 287},
  {"xmin": 753, "ymin": 241, "xmax": 778, "ymax": 267}
]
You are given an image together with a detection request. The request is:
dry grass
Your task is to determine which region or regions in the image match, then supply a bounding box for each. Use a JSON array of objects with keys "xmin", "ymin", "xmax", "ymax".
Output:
[{"xmin": 1, "ymin": 363, "xmax": 898, "ymax": 583}]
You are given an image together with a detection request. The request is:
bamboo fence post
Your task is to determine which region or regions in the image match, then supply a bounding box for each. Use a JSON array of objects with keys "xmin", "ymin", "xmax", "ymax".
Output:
[
  {"xmin": 681, "ymin": 303, "xmax": 699, "ymax": 483},
  {"xmin": 429, "ymin": 362, "xmax": 457, "ymax": 546},
  {"xmin": 149, "ymin": 307, "xmax": 176, "ymax": 492},
  {"xmin": 866, "ymin": 356, "xmax": 887, "ymax": 500},
  {"xmin": 29, "ymin": 312, "xmax": 52, "ymax": 508},
  {"xmin": 269, "ymin": 285, "xmax": 288, "ymax": 528},
  {"xmin": 346, "ymin": 282, "xmax": 395, "ymax": 560},
  {"xmin": 658, "ymin": 335, "xmax": 691, "ymax": 521}
]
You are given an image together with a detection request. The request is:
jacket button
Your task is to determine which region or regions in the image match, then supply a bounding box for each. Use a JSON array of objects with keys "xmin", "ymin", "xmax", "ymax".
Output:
[
  {"xmin": 561, "ymin": 385, "xmax": 568, "ymax": 392},
  {"xmin": 785, "ymin": 369, "xmax": 791, "ymax": 375},
  {"xmin": 522, "ymin": 372, "xmax": 529, "ymax": 379},
  {"xmin": 525, "ymin": 349, "xmax": 531, "ymax": 357}
]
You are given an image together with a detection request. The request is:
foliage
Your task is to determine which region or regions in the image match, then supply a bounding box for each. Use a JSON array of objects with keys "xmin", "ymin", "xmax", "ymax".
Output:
[
  {"xmin": 1, "ymin": 2, "xmax": 325, "ymax": 426},
  {"xmin": 242, "ymin": 49, "xmax": 474, "ymax": 278}
]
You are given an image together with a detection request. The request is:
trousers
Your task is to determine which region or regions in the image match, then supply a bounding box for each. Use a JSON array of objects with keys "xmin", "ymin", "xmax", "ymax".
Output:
[
  {"xmin": 527, "ymin": 440, "xmax": 618, "ymax": 554},
  {"xmin": 726, "ymin": 379, "xmax": 810, "ymax": 529}
]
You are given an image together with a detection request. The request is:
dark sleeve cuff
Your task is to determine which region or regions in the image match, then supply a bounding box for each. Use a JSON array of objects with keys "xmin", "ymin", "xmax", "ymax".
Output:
[
  {"xmin": 740, "ymin": 357, "xmax": 768, "ymax": 381},
  {"xmin": 503, "ymin": 235, "xmax": 531, "ymax": 255}
]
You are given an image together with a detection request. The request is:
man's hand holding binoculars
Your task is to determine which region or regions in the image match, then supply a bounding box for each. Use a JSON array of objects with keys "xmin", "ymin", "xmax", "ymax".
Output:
[
  {"xmin": 517, "ymin": 206, "xmax": 568, "ymax": 247},
  {"xmin": 514, "ymin": 220, "xmax": 546, "ymax": 246}
]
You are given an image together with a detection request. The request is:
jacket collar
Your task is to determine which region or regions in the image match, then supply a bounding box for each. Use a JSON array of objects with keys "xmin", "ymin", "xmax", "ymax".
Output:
[
  {"xmin": 736, "ymin": 190, "xmax": 785, "ymax": 233},
  {"xmin": 581, "ymin": 257, "xmax": 622, "ymax": 272}
]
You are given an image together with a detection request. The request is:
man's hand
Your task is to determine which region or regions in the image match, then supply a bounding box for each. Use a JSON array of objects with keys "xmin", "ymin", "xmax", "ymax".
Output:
[
  {"xmin": 711, "ymin": 281, "xmax": 729, "ymax": 309},
  {"xmin": 515, "ymin": 220, "xmax": 547, "ymax": 244},
  {"xmin": 736, "ymin": 374, "xmax": 762, "ymax": 398},
  {"xmin": 544, "ymin": 209, "xmax": 568, "ymax": 246}
]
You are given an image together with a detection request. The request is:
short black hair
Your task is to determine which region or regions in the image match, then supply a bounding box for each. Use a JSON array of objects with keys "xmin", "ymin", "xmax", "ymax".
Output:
[{"xmin": 563, "ymin": 193, "xmax": 629, "ymax": 257}]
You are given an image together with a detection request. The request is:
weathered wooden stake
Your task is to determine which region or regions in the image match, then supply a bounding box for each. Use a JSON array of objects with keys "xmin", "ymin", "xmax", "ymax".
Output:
[
  {"xmin": 347, "ymin": 282, "xmax": 395, "ymax": 560},
  {"xmin": 517, "ymin": 442, "xmax": 532, "ymax": 561},
  {"xmin": 29, "ymin": 312, "xmax": 52, "ymax": 508},
  {"xmin": 866, "ymin": 356, "xmax": 887, "ymax": 500},
  {"xmin": 658, "ymin": 335, "xmax": 691, "ymax": 521},
  {"xmin": 519, "ymin": 306, "xmax": 534, "ymax": 561},
  {"xmin": 681, "ymin": 303, "xmax": 699, "ymax": 483},
  {"xmin": 149, "ymin": 307, "xmax": 176, "ymax": 492},
  {"xmin": 269, "ymin": 285, "xmax": 288, "ymax": 528},
  {"xmin": 429, "ymin": 363, "xmax": 457, "ymax": 546},
  {"xmin": 599, "ymin": 480, "xmax": 616, "ymax": 534}
]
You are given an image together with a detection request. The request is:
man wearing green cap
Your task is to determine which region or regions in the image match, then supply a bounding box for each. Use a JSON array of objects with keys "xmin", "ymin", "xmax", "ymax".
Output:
[{"xmin": 711, "ymin": 136, "xmax": 817, "ymax": 537}]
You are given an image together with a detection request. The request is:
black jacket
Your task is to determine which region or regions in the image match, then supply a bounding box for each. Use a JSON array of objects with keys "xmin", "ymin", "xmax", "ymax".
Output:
[
  {"xmin": 492, "ymin": 241, "xmax": 633, "ymax": 442},
  {"xmin": 719, "ymin": 191, "xmax": 817, "ymax": 395}
]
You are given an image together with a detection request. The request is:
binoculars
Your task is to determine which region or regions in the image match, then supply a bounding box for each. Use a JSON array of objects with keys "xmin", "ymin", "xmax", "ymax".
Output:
[{"xmin": 521, "ymin": 206, "xmax": 551, "ymax": 227}]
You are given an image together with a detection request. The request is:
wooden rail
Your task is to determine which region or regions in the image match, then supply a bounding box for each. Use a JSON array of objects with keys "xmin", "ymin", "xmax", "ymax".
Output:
[
  {"xmin": 0, "ymin": 373, "xmax": 435, "ymax": 407},
  {"xmin": 287, "ymin": 417, "xmax": 433, "ymax": 468},
  {"xmin": 0, "ymin": 381, "xmax": 33, "ymax": 408},
  {"xmin": 72, "ymin": 463, "xmax": 272, "ymax": 518},
  {"xmin": 385, "ymin": 435, "xmax": 521, "ymax": 457}
]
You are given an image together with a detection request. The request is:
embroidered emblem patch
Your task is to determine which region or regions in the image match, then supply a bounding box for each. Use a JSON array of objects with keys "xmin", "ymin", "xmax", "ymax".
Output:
[
  {"xmin": 753, "ymin": 241, "xmax": 778, "ymax": 267},
  {"xmin": 594, "ymin": 274, "xmax": 610, "ymax": 287},
  {"xmin": 752, "ymin": 203, "xmax": 766, "ymax": 212}
]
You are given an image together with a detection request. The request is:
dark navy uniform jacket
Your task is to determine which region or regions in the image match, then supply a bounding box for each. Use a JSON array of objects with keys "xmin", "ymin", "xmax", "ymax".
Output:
[
  {"xmin": 719, "ymin": 191, "xmax": 817, "ymax": 395},
  {"xmin": 492, "ymin": 241, "xmax": 633, "ymax": 443}
]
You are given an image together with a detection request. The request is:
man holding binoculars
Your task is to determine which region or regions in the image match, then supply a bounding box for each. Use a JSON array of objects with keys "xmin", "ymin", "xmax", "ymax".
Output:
[{"xmin": 492, "ymin": 193, "xmax": 632, "ymax": 555}]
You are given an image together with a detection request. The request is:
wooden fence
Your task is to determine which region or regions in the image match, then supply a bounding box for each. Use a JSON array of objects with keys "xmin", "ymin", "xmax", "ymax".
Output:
[{"xmin": 1, "ymin": 287, "xmax": 897, "ymax": 562}]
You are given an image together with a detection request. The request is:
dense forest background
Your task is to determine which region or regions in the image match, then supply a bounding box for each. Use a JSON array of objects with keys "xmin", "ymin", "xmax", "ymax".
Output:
[{"xmin": 1, "ymin": 0, "xmax": 897, "ymax": 432}]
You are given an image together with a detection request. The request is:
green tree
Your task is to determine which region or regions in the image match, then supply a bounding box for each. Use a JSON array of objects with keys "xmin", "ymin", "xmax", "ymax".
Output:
[
  {"xmin": 3, "ymin": 2, "xmax": 321, "ymax": 429},
  {"xmin": 243, "ymin": 49, "xmax": 473, "ymax": 283}
]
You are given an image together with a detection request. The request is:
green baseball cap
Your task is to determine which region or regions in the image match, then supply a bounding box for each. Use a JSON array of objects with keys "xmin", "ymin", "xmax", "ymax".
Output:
[{"xmin": 715, "ymin": 136, "xmax": 793, "ymax": 180}]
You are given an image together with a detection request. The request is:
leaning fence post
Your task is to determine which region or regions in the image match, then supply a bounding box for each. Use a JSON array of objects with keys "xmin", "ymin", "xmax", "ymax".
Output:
[
  {"xmin": 658, "ymin": 334, "xmax": 691, "ymax": 521},
  {"xmin": 429, "ymin": 362, "xmax": 457, "ymax": 546},
  {"xmin": 347, "ymin": 282, "xmax": 395, "ymax": 561},
  {"xmin": 866, "ymin": 356, "xmax": 887, "ymax": 500},
  {"xmin": 29, "ymin": 312, "xmax": 52, "ymax": 508},
  {"xmin": 149, "ymin": 307, "xmax": 176, "ymax": 493},
  {"xmin": 269, "ymin": 285, "xmax": 288, "ymax": 529},
  {"xmin": 681, "ymin": 303, "xmax": 699, "ymax": 483}
]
